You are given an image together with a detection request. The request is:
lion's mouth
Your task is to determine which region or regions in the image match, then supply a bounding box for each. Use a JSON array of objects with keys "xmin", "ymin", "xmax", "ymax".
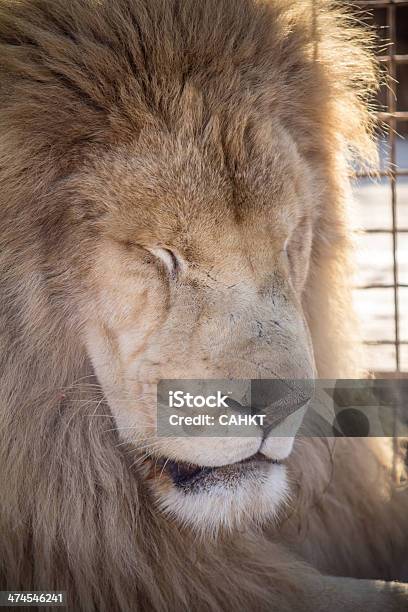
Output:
[{"xmin": 153, "ymin": 453, "xmax": 281, "ymax": 492}]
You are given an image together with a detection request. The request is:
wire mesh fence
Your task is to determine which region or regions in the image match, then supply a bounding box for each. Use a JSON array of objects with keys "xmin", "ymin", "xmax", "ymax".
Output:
[{"xmin": 351, "ymin": 1, "xmax": 408, "ymax": 373}]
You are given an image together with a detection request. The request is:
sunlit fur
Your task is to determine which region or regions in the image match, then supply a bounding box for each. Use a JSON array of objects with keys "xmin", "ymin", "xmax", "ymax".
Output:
[{"xmin": 0, "ymin": 0, "xmax": 408, "ymax": 610}]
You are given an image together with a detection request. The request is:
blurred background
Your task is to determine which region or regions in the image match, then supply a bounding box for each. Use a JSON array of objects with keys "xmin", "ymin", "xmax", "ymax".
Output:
[{"xmin": 348, "ymin": 0, "xmax": 407, "ymax": 374}]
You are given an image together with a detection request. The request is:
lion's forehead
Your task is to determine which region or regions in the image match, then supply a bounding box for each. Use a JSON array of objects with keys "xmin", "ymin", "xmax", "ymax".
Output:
[{"xmin": 74, "ymin": 129, "xmax": 313, "ymax": 260}]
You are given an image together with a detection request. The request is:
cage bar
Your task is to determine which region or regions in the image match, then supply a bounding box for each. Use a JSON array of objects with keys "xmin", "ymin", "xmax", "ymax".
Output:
[{"xmin": 351, "ymin": 1, "xmax": 408, "ymax": 371}]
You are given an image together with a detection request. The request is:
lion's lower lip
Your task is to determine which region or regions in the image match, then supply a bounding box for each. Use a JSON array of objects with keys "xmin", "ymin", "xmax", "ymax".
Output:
[{"xmin": 156, "ymin": 452, "xmax": 281, "ymax": 490}]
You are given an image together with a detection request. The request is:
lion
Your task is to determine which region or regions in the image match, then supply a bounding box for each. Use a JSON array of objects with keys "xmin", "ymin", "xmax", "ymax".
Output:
[{"xmin": 0, "ymin": 0, "xmax": 407, "ymax": 609}]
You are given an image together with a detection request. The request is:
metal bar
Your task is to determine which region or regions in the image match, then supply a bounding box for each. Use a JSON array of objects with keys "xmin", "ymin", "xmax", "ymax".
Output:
[
  {"xmin": 377, "ymin": 111, "xmax": 408, "ymax": 120},
  {"xmin": 373, "ymin": 371, "xmax": 408, "ymax": 377},
  {"xmin": 379, "ymin": 54, "xmax": 408, "ymax": 63},
  {"xmin": 364, "ymin": 340, "xmax": 408, "ymax": 345},
  {"xmin": 387, "ymin": 2, "xmax": 401, "ymax": 371},
  {"xmin": 363, "ymin": 228, "xmax": 408, "ymax": 233},
  {"xmin": 355, "ymin": 169, "xmax": 408, "ymax": 177},
  {"xmin": 354, "ymin": 1, "xmax": 408, "ymax": 6},
  {"xmin": 357, "ymin": 283, "xmax": 408, "ymax": 288}
]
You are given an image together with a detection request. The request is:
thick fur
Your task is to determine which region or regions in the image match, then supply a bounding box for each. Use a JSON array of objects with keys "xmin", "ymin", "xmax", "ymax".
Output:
[{"xmin": 0, "ymin": 1, "xmax": 407, "ymax": 610}]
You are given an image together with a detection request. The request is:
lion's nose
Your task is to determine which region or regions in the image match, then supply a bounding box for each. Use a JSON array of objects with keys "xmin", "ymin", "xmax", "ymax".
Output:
[
  {"xmin": 223, "ymin": 379, "xmax": 313, "ymax": 437},
  {"xmin": 251, "ymin": 378, "xmax": 314, "ymax": 437}
]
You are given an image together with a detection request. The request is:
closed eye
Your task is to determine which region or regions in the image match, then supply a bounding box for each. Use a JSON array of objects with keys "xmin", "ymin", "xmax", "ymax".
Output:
[{"xmin": 148, "ymin": 247, "xmax": 182, "ymax": 279}]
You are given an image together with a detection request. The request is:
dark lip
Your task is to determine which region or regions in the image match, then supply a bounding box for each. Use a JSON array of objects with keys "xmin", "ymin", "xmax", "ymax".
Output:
[{"xmin": 154, "ymin": 452, "xmax": 281, "ymax": 489}]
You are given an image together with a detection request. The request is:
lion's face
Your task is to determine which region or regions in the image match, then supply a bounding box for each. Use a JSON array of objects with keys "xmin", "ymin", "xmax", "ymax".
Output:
[{"xmin": 75, "ymin": 124, "xmax": 316, "ymax": 532}]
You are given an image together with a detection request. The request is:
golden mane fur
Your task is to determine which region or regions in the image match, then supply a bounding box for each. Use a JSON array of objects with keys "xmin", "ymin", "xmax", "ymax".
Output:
[{"xmin": 0, "ymin": 0, "xmax": 407, "ymax": 610}]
